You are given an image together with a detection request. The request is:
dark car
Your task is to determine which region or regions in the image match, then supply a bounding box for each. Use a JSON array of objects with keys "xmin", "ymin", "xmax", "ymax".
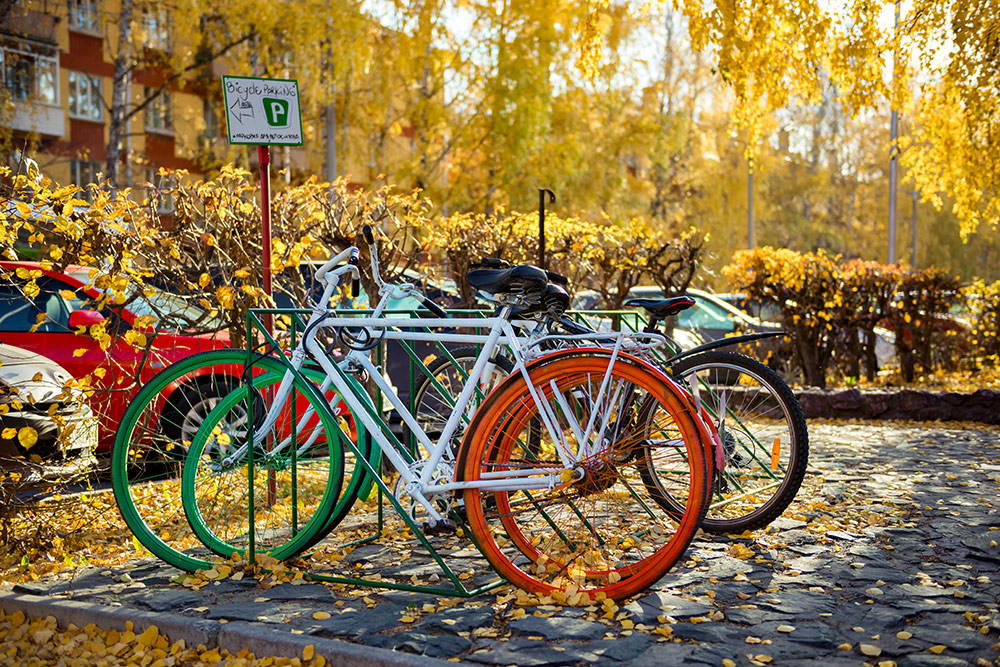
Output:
[
  {"xmin": 0, "ymin": 344, "xmax": 97, "ymax": 487},
  {"xmin": 573, "ymin": 287, "xmax": 781, "ymax": 347}
]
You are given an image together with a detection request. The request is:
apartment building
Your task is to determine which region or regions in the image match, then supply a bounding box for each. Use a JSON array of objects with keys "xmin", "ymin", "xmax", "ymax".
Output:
[
  {"xmin": 1, "ymin": 0, "xmax": 323, "ymax": 195},
  {"xmin": 2, "ymin": 1, "xmax": 436, "ymax": 198}
]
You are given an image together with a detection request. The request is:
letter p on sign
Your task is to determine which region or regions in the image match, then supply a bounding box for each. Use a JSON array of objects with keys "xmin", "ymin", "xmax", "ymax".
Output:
[{"xmin": 263, "ymin": 98, "xmax": 290, "ymax": 128}]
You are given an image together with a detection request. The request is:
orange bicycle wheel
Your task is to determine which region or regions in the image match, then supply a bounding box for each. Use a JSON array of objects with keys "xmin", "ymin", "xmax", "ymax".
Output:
[{"xmin": 458, "ymin": 351, "xmax": 712, "ymax": 601}]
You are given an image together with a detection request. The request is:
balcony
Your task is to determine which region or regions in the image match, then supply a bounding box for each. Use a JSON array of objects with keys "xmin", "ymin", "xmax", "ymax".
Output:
[{"xmin": 11, "ymin": 103, "xmax": 65, "ymax": 137}]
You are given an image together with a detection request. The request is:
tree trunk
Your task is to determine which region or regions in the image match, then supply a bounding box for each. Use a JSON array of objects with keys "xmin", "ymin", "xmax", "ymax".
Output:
[
  {"xmin": 325, "ymin": 59, "xmax": 337, "ymax": 181},
  {"xmin": 895, "ymin": 324, "xmax": 915, "ymax": 382},
  {"xmin": 863, "ymin": 328, "xmax": 877, "ymax": 381},
  {"xmin": 106, "ymin": 0, "xmax": 135, "ymax": 186},
  {"xmin": 846, "ymin": 326, "xmax": 861, "ymax": 378},
  {"xmin": 794, "ymin": 327, "xmax": 826, "ymax": 388}
]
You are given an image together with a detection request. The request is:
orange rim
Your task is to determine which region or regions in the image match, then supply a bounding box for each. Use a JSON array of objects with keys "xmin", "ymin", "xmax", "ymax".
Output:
[{"xmin": 461, "ymin": 352, "xmax": 710, "ymax": 600}]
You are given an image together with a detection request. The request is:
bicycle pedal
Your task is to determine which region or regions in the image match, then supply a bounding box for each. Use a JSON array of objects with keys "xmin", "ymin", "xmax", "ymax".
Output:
[{"xmin": 421, "ymin": 518, "xmax": 458, "ymax": 536}]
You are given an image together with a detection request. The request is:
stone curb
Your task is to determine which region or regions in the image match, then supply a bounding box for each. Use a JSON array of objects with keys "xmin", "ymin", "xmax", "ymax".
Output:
[
  {"xmin": 0, "ymin": 592, "xmax": 451, "ymax": 667},
  {"xmin": 795, "ymin": 387, "xmax": 1000, "ymax": 424},
  {"xmin": 722, "ymin": 386, "xmax": 1000, "ymax": 424}
]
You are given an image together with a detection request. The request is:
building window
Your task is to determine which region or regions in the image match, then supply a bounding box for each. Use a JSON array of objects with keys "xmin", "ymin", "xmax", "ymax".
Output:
[
  {"xmin": 141, "ymin": 8, "xmax": 171, "ymax": 51},
  {"xmin": 70, "ymin": 159, "xmax": 103, "ymax": 200},
  {"xmin": 68, "ymin": 71, "xmax": 102, "ymax": 120},
  {"xmin": 68, "ymin": 0, "xmax": 100, "ymax": 32},
  {"xmin": 144, "ymin": 88, "xmax": 172, "ymax": 133},
  {"xmin": 1, "ymin": 43, "xmax": 58, "ymax": 105}
]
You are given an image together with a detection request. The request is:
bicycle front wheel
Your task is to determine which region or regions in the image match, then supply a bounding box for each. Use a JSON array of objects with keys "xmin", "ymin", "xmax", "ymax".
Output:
[
  {"xmin": 112, "ymin": 350, "xmax": 257, "ymax": 571},
  {"xmin": 646, "ymin": 350, "xmax": 808, "ymax": 533},
  {"xmin": 459, "ymin": 351, "xmax": 711, "ymax": 601},
  {"xmin": 181, "ymin": 362, "xmax": 349, "ymax": 560},
  {"xmin": 112, "ymin": 350, "xmax": 369, "ymax": 571}
]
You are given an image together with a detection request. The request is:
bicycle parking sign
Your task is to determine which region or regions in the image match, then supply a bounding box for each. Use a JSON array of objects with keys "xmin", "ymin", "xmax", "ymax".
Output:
[{"xmin": 222, "ymin": 75, "xmax": 302, "ymax": 146}]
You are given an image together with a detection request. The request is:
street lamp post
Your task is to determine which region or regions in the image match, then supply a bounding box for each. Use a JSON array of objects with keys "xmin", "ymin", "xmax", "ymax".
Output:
[
  {"xmin": 748, "ymin": 158, "xmax": 755, "ymax": 249},
  {"xmin": 888, "ymin": 0, "xmax": 901, "ymax": 265}
]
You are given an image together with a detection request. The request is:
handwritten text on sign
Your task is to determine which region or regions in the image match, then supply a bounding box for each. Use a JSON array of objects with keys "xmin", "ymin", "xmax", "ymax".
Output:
[{"xmin": 222, "ymin": 76, "xmax": 303, "ymax": 146}]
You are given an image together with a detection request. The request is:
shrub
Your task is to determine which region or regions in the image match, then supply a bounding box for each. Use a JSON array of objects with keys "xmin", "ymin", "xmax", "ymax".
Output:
[
  {"xmin": 888, "ymin": 267, "xmax": 962, "ymax": 382},
  {"xmin": 834, "ymin": 260, "xmax": 899, "ymax": 381},
  {"xmin": 723, "ymin": 247, "xmax": 840, "ymax": 387},
  {"xmin": 963, "ymin": 279, "xmax": 1000, "ymax": 366}
]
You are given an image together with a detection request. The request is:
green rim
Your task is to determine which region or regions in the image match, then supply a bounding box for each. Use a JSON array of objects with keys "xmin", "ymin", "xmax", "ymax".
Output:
[
  {"xmin": 181, "ymin": 362, "xmax": 346, "ymax": 560},
  {"xmin": 111, "ymin": 349, "xmax": 379, "ymax": 571},
  {"xmin": 112, "ymin": 349, "xmax": 251, "ymax": 571}
]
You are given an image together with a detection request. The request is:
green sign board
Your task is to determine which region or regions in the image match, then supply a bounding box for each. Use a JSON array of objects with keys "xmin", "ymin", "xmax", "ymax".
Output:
[{"xmin": 222, "ymin": 75, "xmax": 303, "ymax": 146}]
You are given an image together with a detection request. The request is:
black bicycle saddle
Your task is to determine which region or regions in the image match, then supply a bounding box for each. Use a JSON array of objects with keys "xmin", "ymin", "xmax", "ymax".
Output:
[
  {"xmin": 623, "ymin": 295, "xmax": 696, "ymax": 319},
  {"xmin": 467, "ymin": 264, "xmax": 549, "ymax": 298}
]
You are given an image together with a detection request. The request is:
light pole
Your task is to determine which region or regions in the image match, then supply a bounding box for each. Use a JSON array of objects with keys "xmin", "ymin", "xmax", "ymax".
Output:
[
  {"xmin": 747, "ymin": 157, "xmax": 755, "ymax": 249},
  {"xmin": 888, "ymin": 0, "xmax": 901, "ymax": 265}
]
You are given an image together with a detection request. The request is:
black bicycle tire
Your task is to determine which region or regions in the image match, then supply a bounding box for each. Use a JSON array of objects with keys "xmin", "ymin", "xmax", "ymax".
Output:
[
  {"xmin": 409, "ymin": 346, "xmax": 515, "ymax": 451},
  {"xmin": 644, "ymin": 350, "xmax": 808, "ymax": 533}
]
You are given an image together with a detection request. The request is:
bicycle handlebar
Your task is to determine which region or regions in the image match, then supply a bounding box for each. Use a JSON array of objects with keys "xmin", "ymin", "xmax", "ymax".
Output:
[
  {"xmin": 315, "ymin": 247, "xmax": 358, "ymax": 283},
  {"xmin": 546, "ymin": 271, "xmax": 568, "ymax": 286},
  {"xmin": 348, "ymin": 247, "xmax": 360, "ymax": 297}
]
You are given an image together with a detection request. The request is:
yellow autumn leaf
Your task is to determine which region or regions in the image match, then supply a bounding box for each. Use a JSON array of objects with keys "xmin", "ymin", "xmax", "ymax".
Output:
[
  {"xmin": 234, "ymin": 268, "xmax": 250, "ymax": 279},
  {"xmin": 1, "ymin": 428, "xmax": 16, "ymax": 439},
  {"xmin": 18, "ymin": 427, "xmax": 38, "ymax": 449},
  {"xmin": 860, "ymin": 643, "xmax": 882, "ymax": 656},
  {"xmin": 73, "ymin": 348, "xmax": 87, "ymax": 357},
  {"xmin": 312, "ymin": 611, "xmax": 330, "ymax": 620},
  {"xmin": 303, "ymin": 645, "xmax": 315, "ymax": 661},
  {"xmin": 199, "ymin": 273, "xmax": 212, "ymax": 288},
  {"xmin": 928, "ymin": 645, "xmax": 946, "ymax": 654},
  {"xmin": 217, "ymin": 286, "xmax": 236, "ymax": 309}
]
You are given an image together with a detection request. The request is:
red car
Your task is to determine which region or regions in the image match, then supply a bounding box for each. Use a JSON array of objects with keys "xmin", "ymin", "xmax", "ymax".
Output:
[{"xmin": 0, "ymin": 261, "xmax": 229, "ymax": 451}]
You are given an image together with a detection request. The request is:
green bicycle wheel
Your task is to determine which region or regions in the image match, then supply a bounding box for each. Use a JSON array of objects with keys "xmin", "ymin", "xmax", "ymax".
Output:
[
  {"xmin": 181, "ymin": 359, "xmax": 350, "ymax": 560},
  {"xmin": 111, "ymin": 349, "xmax": 375, "ymax": 571}
]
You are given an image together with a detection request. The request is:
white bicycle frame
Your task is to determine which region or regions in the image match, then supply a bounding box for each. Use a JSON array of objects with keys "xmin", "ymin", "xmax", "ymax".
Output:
[{"xmin": 239, "ymin": 245, "xmax": 655, "ymax": 522}]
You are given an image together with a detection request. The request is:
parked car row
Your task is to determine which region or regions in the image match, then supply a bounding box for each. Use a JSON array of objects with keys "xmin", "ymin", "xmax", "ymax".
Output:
[
  {"xmin": 0, "ymin": 343, "xmax": 97, "ymax": 486},
  {"xmin": 0, "ymin": 261, "xmax": 230, "ymax": 457}
]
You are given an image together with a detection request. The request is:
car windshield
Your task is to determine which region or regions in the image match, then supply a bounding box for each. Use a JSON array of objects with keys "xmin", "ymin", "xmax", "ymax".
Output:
[
  {"xmin": 66, "ymin": 270, "xmax": 223, "ymax": 329},
  {"xmin": 678, "ymin": 297, "xmax": 737, "ymax": 332},
  {"xmin": 125, "ymin": 287, "xmax": 224, "ymax": 328}
]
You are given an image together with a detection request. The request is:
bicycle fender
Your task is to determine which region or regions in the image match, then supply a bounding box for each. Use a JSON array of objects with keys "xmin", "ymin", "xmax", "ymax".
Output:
[{"xmin": 665, "ymin": 331, "xmax": 787, "ymax": 364}]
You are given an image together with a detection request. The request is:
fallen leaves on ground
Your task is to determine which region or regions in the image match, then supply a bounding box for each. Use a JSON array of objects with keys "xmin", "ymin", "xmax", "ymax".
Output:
[{"xmin": 0, "ymin": 611, "xmax": 329, "ymax": 666}]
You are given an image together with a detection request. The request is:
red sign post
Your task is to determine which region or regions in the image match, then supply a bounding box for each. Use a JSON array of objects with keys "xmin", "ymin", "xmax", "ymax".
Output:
[{"xmin": 223, "ymin": 76, "xmax": 302, "ymax": 509}]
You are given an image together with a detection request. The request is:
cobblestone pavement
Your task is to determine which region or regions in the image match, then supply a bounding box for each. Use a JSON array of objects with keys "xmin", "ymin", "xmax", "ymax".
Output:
[{"xmin": 7, "ymin": 422, "xmax": 1000, "ymax": 666}]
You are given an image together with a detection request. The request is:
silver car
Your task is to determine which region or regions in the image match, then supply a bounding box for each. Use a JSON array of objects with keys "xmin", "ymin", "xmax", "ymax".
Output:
[{"xmin": 0, "ymin": 344, "xmax": 98, "ymax": 487}]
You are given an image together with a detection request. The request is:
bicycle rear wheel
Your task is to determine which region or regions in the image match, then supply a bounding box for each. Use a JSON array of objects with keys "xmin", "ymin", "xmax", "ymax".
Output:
[
  {"xmin": 181, "ymin": 363, "xmax": 350, "ymax": 560},
  {"xmin": 645, "ymin": 350, "xmax": 808, "ymax": 533},
  {"xmin": 459, "ymin": 351, "xmax": 711, "ymax": 601}
]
